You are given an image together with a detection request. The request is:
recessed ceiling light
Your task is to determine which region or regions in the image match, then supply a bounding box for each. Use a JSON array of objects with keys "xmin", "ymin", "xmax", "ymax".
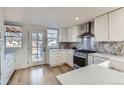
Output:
[{"xmin": 75, "ymin": 17, "xmax": 79, "ymax": 21}]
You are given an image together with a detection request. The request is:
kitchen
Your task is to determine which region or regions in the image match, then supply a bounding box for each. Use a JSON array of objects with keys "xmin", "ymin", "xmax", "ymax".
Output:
[{"xmin": 1, "ymin": 7, "xmax": 124, "ymax": 85}]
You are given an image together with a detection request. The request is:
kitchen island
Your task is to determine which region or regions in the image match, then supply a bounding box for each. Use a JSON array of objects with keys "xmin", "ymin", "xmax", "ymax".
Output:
[{"xmin": 56, "ymin": 64, "xmax": 124, "ymax": 85}]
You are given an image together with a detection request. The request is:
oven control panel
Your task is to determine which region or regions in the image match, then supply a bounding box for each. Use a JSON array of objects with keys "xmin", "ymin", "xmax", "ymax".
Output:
[{"xmin": 74, "ymin": 52, "xmax": 87, "ymax": 58}]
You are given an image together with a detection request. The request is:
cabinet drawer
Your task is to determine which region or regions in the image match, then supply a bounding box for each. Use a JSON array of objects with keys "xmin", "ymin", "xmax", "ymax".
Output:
[
  {"xmin": 49, "ymin": 51, "xmax": 59, "ymax": 54},
  {"xmin": 94, "ymin": 57, "xmax": 108, "ymax": 64}
]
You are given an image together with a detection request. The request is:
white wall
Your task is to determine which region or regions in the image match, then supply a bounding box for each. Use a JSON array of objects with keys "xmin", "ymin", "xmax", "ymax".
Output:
[{"xmin": 15, "ymin": 24, "xmax": 47, "ymax": 69}]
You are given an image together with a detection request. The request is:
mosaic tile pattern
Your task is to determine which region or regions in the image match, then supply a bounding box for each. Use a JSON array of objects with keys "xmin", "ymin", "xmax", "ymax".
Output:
[
  {"xmin": 59, "ymin": 39, "xmax": 124, "ymax": 56},
  {"xmin": 95, "ymin": 42, "xmax": 124, "ymax": 56},
  {"xmin": 59, "ymin": 37, "xmax": 95, "ymax": 50}
]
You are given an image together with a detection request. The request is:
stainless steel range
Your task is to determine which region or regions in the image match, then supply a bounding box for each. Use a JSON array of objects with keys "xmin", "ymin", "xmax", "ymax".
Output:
[{"xmin": 73, "ymin": 49, "xmax": 96, "ymax": 69}]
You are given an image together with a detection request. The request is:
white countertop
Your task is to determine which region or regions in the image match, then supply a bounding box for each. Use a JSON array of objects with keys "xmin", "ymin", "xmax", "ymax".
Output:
[
  {"xmin": 57, "ymin": 65, "xmax": 124, "ymax": 85},
  {"xmin": 88, "ymin": 53, "xmax": 124, "ymax": 62},
  {"xmin": 49, "ymin": 49, "xmax": 75, "ymax": 51}
]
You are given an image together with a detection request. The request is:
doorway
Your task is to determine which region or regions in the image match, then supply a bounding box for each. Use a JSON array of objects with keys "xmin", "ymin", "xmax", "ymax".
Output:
[{"xmin": 28, "ymin": 30, "xmax": 46, "ymax": 66}]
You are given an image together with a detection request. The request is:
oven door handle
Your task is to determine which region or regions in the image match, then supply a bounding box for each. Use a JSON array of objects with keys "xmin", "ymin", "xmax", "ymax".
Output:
[{"xmin": 73, "ymin": 55, "xmax": 87, "ymax": 58}]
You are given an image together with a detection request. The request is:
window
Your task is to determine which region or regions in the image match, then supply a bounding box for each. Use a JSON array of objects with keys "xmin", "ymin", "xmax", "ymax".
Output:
[
  {"xmin": 47, "ymin": 29, "xmax": 58, "ymax": 47},
  {"xmin": 5, "ymin": 25, "xmax": 23, "ymax": 48}
]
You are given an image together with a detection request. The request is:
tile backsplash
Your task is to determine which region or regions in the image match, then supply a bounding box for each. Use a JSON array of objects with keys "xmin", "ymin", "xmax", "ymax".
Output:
[
  {"xmin": 59, "ymin": 37, "xmax": 95, "ymax": 50},
  {"xmin": 59, "ymin": 38, "xmax": 124, "ymax": 56},
  {"xmin": 95, "ymin": 42, "xmax": 124, "ymax": 56}
]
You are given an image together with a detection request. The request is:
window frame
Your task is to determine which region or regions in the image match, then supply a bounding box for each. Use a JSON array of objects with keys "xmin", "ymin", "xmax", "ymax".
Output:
[
  {"xmin": 47, "ymin": 28, "xmax": 59, "ymax": 48},
  {"xmin": 4, "ymin": 25, "xmax": 23, "ymax": 48}
]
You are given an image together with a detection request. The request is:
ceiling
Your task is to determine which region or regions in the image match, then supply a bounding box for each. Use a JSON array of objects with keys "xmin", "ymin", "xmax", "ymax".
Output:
[{"xmin": 3, "ymin": 7, "xmax": 119, "ymax": 28}]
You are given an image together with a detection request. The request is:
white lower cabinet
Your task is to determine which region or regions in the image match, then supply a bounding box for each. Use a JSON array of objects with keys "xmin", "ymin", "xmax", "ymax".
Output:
[
  {"xmin": 49, "ymin": 50, "xmax": 60, "ymax": 67},
  {"xmin": 66, "ymin": 50, "xmax": 74, "ymax": 67},
  {"xmin": 88, "ymin": 55, "xmax": 109, "ymax": 65},
  {"xmin": 49, "ymin": 49, "xmax": 74, "ymax": 67},
  {"xmin": 93, "ymin": 56, "xmax": 108, "ymax": 64},
  {"xmin": 88, "ymin": 55, "xmax": 94, "ymax": 65},
  {"xmin": 61, "ymin": 50, "xmax": 67, "ymax": 63},
  {"xmin": 2, "ymin": 54, "xmax": 15, "ymax": 85},
  {"xmin": 49, "ymin": 50, "xmax": 65, "ymax": 67}
]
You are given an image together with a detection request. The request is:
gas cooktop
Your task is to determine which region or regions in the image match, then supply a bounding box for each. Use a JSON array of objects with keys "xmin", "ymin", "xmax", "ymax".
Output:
[{"xmin": 75, "ymin": 49, "xmax": 96, "ymax": 53}]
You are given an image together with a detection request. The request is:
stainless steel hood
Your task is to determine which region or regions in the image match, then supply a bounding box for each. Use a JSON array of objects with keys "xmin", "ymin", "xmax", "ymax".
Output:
[{"xmin": 78, "ymin": 22, "xmax": 94, "ymax": 38}]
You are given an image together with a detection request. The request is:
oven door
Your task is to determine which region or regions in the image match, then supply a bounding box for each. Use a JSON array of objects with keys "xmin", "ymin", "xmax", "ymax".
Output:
[{"xmin": 73, "ymin": 55, "xmax": 87, "ymax": 68}]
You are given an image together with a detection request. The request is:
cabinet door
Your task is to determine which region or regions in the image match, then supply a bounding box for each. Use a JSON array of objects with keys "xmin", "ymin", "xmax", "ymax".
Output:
[
  {"xmin": 88, "ymin": 55, "xmax": 94, "ymax": 65},
  {"xmin": 67, "ymin": 28, "xmax": 72, "ymax": 42},
  {"xmin": 67, "ymin": 26, "xmax": 79, "ymax": 42},
  {"xmin": 109, "ymin": 8, "xmax": 124, "ymax": 41},
  {"xmin": 78, "ymin": 24, "xmax": 87, "ymax": 35},
  {"xmin": 93, "ymin": 56, "xmax": 108, "ymax": 64},
  {"xmin": 94, "ymin": 14, "xmax": 109, "ymax": 41},
  {"xmin": 67, "ymin": 51, "xmax": 74, "ymax": 67},
  {"xmin": 49, "ymin": 50, "xmax": 66, "ymax": 67},
  {"xmin": 71, "ymin": 26, "xmax": 79, "ymax": 42},
  {"xmin": 58, "ymin": 50, "xmax": 63, "ymax": 64},
  {"xmin": 61, "ymin": 50, "xmax": 67, "ymax": 63},
  {"xmin": 49, "ymin": 50, "xmax": 59, "ymax": 67},
  {"xmin": 59, "ymin": 28, "xmax": 67, "ymax": 42}
]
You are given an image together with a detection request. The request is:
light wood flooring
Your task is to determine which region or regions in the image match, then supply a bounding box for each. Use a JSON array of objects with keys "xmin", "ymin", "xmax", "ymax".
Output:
[{"xmin": 8, "ymin": 64, "xmax": 73, "ymax": 85}]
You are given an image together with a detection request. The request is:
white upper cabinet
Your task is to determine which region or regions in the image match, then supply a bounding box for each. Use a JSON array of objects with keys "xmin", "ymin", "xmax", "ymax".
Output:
[
  {"xmin": 67, "ymin": 27, "xmax": 71, "ymax": 42},
  {"xmin": 94, "ymin": 8, "xmax": 124, "ymax": 41},
  {"xmin": 94, "ymin": 14, "xmax": 109, "ymax": 41},
  {"xmin": 67, "ymin": 26, "xmax": 80, "ymax": 42},
  {"xmin": 59, "ymin": 25, "xmax": 80, "ymax": 42},
  {"xmin": 59, "ymin": 28, "xmax": 68, "ymax": 42},
  {"xmin": 109, "ymin": 8, "xmax": 124, "ymax": 41},
  {"xmin": 78, "ymin": 24, "xmax": 87, "ymax": 36}
]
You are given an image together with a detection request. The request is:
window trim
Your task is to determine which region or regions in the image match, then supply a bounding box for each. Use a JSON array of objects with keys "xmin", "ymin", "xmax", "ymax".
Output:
[
  {"xmin": 47, "ymin": 28, "xmax": 59, "ymax": 48},
  {"xmin": 4, "ymin": 25, "xmax": 23, "ymax": 48},
  {"xmin": 5, "ymin": 36, "xmax": 23, "ymax": 48}
]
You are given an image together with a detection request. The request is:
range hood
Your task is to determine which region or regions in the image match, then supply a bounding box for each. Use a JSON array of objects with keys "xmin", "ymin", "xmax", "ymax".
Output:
[{"xmin": 78, "ymin": 22, "xmax": 94, "ymax": 38}]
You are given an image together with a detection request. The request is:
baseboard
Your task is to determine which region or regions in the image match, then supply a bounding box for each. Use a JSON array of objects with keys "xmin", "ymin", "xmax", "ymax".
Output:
[
  {"xmin": 65, "ymin": 63, "xmax": 74, "ymax": 69},
  {"xmin": 15, "ymin": 63, "xmax": 49, "ymax": 70},
  {"xmin": 15, "ymin": 65, "xmax": 29, "ymax": 70},
  {"xmin": 50, "ymin": 63, "xmax": 65, "ymax": 68}
]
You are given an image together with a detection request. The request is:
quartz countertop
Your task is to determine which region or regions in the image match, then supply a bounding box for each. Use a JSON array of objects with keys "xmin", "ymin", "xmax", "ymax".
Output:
[
  {"xmin": 56, "ymin": 64, "xmax": 124, "ymax": 85},
  {"xmin": 88, "ymin": 53, "xmax": 124, "ymax": 62},
  {"xmin": 49, "ymin": 49, "xmax": 75, "ymax": 51}
]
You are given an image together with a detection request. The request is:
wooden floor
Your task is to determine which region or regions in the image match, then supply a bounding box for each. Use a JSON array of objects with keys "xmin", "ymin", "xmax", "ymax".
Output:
[{"xmin": 8, "ymin": 64, "xmax": 73, "ymax": 85}]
